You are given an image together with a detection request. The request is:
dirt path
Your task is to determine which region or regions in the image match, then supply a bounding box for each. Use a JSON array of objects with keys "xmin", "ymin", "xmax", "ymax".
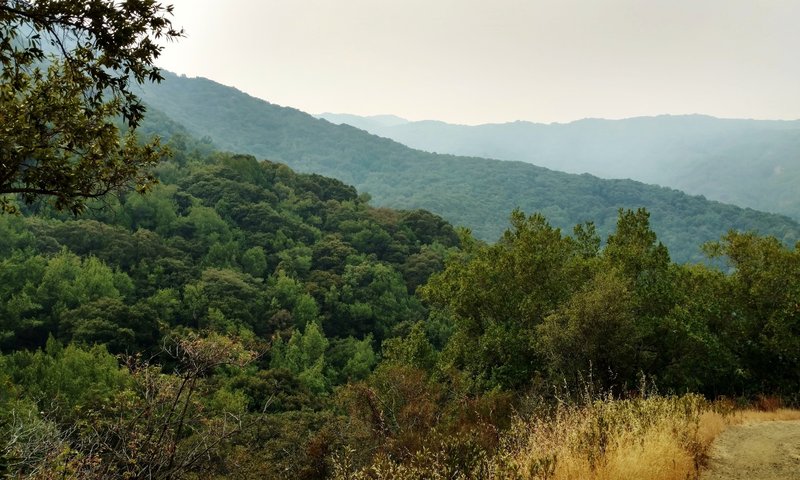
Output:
[{"xmin": 702, "ymin": 419, "xmax": 800, "ymax": 480}]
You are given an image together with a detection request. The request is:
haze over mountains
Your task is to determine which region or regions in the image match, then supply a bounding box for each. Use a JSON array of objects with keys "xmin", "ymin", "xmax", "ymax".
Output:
[
  {"xmin": 317, "ymin": 113, "xmax": 800, "ymax": 221},
  {"xmin": 138, "ymin": 72, "xmax": 800, "ymax": 263}
]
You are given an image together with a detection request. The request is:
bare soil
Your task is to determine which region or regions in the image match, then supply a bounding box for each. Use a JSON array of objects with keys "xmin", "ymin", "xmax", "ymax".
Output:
[{"xmin": 702, "ymin": 419, "xmax": 800, "ymax": 480}]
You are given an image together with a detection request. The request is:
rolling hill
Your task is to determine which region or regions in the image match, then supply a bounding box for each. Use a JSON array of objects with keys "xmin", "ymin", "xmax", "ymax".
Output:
[
  {"xmin": 138, "ymin": 72, "xmax": 800, "ymax": 263},
  {"xmin": 316, "ymin": 113, "xmax": 800, "ymax": 220}
]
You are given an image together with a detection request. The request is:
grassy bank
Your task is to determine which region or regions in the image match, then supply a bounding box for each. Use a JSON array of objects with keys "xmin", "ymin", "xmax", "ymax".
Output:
[
  {"xmin": 333, "ymin": 394, "xmax": 800, "ymax": 480},
  {"xmin": 497, "ymin": 394, "xmax": 708, "ymax": 480}
]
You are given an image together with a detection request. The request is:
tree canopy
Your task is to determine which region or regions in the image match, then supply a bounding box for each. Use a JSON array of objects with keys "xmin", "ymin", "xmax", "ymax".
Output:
[
  {"xmin": 0, "ymin": 0, "xmax": 182, "ymax": 213},
  {"xmin": 138, "ymin": 72, "xmax": 800, "ymax": 263},
  {"xmin": 2, "ymin": 127, "xmax": 800, "ymax": 477}
]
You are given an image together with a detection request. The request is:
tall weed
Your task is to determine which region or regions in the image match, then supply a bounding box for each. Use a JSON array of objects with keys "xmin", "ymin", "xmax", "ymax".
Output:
[{"xmin": 332, "ymin": 391, "xmax": 800, "ymax": 480}]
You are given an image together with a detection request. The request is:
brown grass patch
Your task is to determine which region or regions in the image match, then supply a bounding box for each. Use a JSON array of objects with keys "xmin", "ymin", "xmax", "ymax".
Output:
[
  {"xmin": 697, "ymin": 410, "xmax": 727, "ymax": 447},
  {"xmin": 725, "ymin": 408, "xmax": 800, "ymax": 425},
  {"xmin": 755, "ymin": 394, "xmax": 783, "ymax": 412},
  {"xmin": 332, "ymin": 396, "xmax": 800, "ymax": 480},
  {"xmin": 495, "ymin": 395, "xmax": 710, "ymax": 480}
]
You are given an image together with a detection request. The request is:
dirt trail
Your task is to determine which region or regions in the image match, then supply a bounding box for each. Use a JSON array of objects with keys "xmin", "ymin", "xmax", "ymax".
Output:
[{"xmin": 702, "ymin": 419, "xmax": 800, "ymax": 480}]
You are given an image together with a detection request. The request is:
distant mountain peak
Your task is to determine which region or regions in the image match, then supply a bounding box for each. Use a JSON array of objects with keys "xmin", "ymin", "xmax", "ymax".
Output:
[{"xmin": 316, "ymin": 112, "xmax": 409, "ymax": 129}]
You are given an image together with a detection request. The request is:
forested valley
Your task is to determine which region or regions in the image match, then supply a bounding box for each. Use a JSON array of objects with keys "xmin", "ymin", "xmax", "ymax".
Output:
[
  {"xmin": 2, "ymin": 2, "xmax": 800, "ymax": 478},
  {"xmin": 316, "ymin": 112, "xmax": 800, "ymax": 222},
  {"xmin": 2, "ymin": 128, "xmax": 799, "ymax": 477},
  {"xmin": 138, "ymin": 72, "xmax": 800, "ymax": 264}
]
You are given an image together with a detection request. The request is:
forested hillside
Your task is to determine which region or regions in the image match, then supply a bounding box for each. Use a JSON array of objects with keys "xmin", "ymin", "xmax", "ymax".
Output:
[
  {"xmin": 4, "ymin": 135, "xmax": 799, "ymax": 476},
  {"xmin": 0, "ymin": 136, "xmax": 463, "ymax": 476},
  {"xmin": 138, "ymin": 73, "xmax": 800, "ymax": 263},
  {"xmin": 4, "ymin": 2, "xmax": 800, "ymax": 479},
  {"xmin": 317, "ymin": 113, "xmax": 800, "ymax": 220},
  {"xmin": 2, "ymin": 145, "xmax": 458, "ymax": 353}
]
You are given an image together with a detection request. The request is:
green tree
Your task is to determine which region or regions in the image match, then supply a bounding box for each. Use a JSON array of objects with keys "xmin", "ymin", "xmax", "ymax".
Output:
[
  {"xmin": 657, "ymin": 264, "xmax": 740, "ymax": 394},
  {"xmin": 59, "ymin": 297, "xmax": 159, "ymax": 353},
  {"xmin": 269, "ymin": 270, "xmax": 321, "ymax": 329},
  {"xmin": 0, "ymin": 0, "xmax": 182, "ymax": 213},
  {"xmin": 120, "ymin": 184, "xmax": 179, "ymax": 234},
  {"xmin": 3, "ymin": 337, "xmax": 129, "ymax": 417},
  {"xmin": 400, "ymin": 243, "xmax": 447, "ymax": 292},
  {"xmin": 604, "ymin": 208, "xmax": 671, "ymax": 296},
  {"xmin": 271, "ymin": 322, "xmax": 330, "ymax": 393},
  {"xmin": 65, "ymin": 334, "xmax": 253, "ymax": 478},
  {"xmin": 537, "ymin": 269, "xmax": 639, "ymax": 385},
  {"xmin": 603, "ymin": 208, "xmax": 675, "ymax": 375},
  {"xmin": 9, "ymin": 249, "xmax": 128, "ymax": 347},
  {"xmin": 421, "ymin": 210, "xmax": 584, "ymax": 390},
  {"xmin": 705, "ymin": 231, "xmax": 800, "ymax": 392},
  {"xmin": 241, "ymin": 246, "xmax": 268, "ymax": 278},
  {"xmin": 381, "ymin": 322, "xmax": 437, "ymax": 372},
  {"xmin": 0, "ymin": 251, "xmax": 47, "ymax": 349},
  {"xmin": 312, "ymin": 235, "xmax": 357, "ymax": 273},
  {"xmin": 328, "ymin": 261, "xmax": 422, "ymax": 340},
  {"xmin": 187, "ymin": 268, "xmax": 266, "ymax": 333},
  {"xmin": 327, "ymin": 335, "xmax": 378, "ymax": 383},
  {"xmin": 36, "ymin": 250, "xmax": 123, "ymax": 312}
]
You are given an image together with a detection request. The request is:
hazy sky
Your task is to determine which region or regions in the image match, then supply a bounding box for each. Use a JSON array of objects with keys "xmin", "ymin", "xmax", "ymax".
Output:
[{"xmin": 157, "ymin": 0, "xmax": 800, "ymax": 125}]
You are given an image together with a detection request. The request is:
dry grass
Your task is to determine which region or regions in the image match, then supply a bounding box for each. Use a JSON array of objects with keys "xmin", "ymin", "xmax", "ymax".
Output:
[
  {"xmin": 715, "ymin": 408, "xmax": 800, "ymax": 425},
  {"xmin": 493, "ymin": 394, "xmax": 710, "ymax": 480},
  {"xmin": 332, "ymin": 395, "xmax": 800, "ymax": 480},
  {"xmin": 697, "ymin": 410, "xmax": 727, "ymax": 447},
  {"xmin": 499, "ymin": 398, "xmax": 800, "ymax": 480}
]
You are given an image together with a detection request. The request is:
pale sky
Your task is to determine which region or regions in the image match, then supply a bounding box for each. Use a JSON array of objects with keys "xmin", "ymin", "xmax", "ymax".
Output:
[{"xmin": 157, "ymin": 0, "xmax": 800, "ymax": 125}]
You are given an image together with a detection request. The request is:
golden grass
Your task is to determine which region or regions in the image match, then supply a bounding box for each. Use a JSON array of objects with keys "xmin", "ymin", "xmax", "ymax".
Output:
[
  {"xmin": 598, "ymin": 427, "xmax": 695, "ymax": 480},
  {"xmin": 499, "ymin": 399, "xmax": 800, "ymax": 480},
  {"xmin": 332, "ymin": 396, "xmax": 800, "ymax": 480},
  {"xmin": 697, "ymin": 410, "xmax": 727, "ymax": 447},
  {"xmin": 726, "ymin": 408, "xmax": 800, "ymax": 424},
  {"xmin": 495, "ymin": 395, "xmax": 709, "ymax": 480}
]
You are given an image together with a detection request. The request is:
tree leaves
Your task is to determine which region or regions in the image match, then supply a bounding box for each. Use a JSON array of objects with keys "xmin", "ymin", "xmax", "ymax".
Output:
[{"xmin": 0, "ymin": 0, "xmax": 181, "ymax": 212}]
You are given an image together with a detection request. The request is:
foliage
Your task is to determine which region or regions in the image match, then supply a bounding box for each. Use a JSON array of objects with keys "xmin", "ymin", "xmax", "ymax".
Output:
[
  {"xmin": 0, "ymin": 0, "xmax": 181, "ymax": 213},
  {"xmin": 0, "ymin": 139, "xmax": 461, "ymax": 476},
  {"xmin": 704, "ymin": 232, "xmax": 800, "ymax": 391},
  {"xmin": 3, "ymin": 114, "xmax": 800, "ymax": 478},
  {"xmin": 423, "ymin": 208, "xmax": 800, "ymax": 396},
  {"xmin": 270, "ymin": 322, "xmax": 330, "ymax": 394},
  {"xmin": 0, "ymin": 333, "xmax": 259, "ymax": 478},
  {"xmin": 139, "ymin": 73, "xmax": 800, "ymax": 263},
  {"xmin": 332, "ymin": 393, "xmax": 715, "ymax": 480},
  {"xmin": 420, "ymin": 210, "xmax": 585, "ymax": 391},
  {"xmin": 319, "ymin": 113, "xmax": 800, "ymax": 223}
]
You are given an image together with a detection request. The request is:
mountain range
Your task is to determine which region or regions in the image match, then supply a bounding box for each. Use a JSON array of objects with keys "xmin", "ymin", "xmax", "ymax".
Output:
[
  {"xmin": 137, "ymin": 72, "xmax": 800, "ymax": 263},
  {"xmin": 316, "ymin": 113, "xmax": 800, "ymax": 221}
]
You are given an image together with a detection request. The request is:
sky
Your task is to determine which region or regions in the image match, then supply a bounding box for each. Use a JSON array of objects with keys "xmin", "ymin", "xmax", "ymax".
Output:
[{"xmin": 157, "ymin": 0, "xmax": 800, "ymax": 125}]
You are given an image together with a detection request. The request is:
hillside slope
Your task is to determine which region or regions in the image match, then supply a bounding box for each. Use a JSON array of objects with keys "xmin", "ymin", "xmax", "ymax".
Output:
[
  {"xmin": 317, "ymin": 113, "xmax": 800, "ymax": 220},
  {"xmin": 139, "ymin": 73, "xmax": 800, "ymax": 263}
]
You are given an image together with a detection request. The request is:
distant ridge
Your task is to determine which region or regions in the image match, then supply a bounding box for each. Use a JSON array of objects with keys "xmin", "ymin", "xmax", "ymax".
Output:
[
  {"xmin": 316, "ymin": 113, "xmax": 409, "ymax": 130},
  {"xmin": 316, "ymin": 112, "xmax": 800, "ymax": 220},
  {"xmin": 138, "ymin": 72, "xmax": 800, "ymax": 263}
]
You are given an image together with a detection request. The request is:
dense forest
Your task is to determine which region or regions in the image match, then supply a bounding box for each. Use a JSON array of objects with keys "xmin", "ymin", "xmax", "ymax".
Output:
[
  {"xmin": 2, "ymin": 4, "xmax": 799, "ymax": 478},
  {"xmin": 318, "ymin": 113, "xmax": 800, "ymax": 221},
  {"xmin": 2, "ymin": 131, "xmax": 799, "ymax": 477},
  {"xmin": 138, "ymin": 73, "xmax": 800, "ymax": 263}
]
